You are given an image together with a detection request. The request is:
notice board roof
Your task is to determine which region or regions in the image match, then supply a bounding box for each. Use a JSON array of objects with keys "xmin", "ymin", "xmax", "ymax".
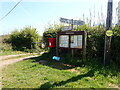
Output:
[{"xmin": 58, "ymin": 31, "xmax": 85, "ymax": 35}]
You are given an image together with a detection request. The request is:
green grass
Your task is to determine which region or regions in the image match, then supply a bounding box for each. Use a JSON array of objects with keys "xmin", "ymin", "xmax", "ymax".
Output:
[
  {"xmin": 2, "ymin": 53, "xmax": 120, "ymax": 88},
  {"xmin": 0, "ymin": 50, "xmax": 27, "ymax": 56}
]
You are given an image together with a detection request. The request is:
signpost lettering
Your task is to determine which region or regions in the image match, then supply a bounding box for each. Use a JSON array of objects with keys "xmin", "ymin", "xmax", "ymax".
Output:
[
  {"xmin": 60, "ymin": 17, "xmax": 85, "ymax": 25},
  {"xmin": 62, "ymin": 26, "xmax": 72, "ymax": 31}
]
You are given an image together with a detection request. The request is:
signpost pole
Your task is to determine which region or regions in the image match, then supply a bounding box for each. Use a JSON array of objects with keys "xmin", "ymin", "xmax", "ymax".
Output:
[
  {"xmin": 104, "ymin": 0, "xmax": 113, "ymax": 66},
  {"xmin": 71, "ymin": 19, "xmax": 73, "ymax": 30},
  {"xmin": 71, "ymin": 19, "xmax": 74, "ymax": 57}
]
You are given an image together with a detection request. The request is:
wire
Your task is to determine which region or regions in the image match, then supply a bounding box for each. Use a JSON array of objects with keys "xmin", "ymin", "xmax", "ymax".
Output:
[{"xmin": 0, "ymin": 0, "xmax": 22, "ymax": 21}]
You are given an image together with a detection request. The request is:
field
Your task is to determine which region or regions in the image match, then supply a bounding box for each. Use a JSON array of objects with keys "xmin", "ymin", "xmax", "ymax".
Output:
[{"xmin": 2, "ymin": 52, "xmax": 120, "ymax": 88}]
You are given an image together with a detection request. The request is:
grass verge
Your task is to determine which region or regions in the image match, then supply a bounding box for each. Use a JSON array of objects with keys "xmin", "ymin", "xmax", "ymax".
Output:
[{"xmin": 2, "ymin": 53, "xmax": 120, "ymax": 88}]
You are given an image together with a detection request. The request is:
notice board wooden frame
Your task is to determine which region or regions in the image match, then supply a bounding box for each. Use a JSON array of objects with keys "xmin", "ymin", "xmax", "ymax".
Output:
[
  {"xmin": 56, "ymin": 31, "xmax": 87, "ymax": 60},
  {"xmin": 58, "ymin": 31, "xmax": 85, "ymax": 50}
]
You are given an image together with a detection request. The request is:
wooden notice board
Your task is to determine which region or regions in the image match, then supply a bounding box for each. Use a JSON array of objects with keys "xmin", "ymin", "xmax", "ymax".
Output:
[{"xmin": 58, "ymin": 31, "xmax": 85, "ymax": 50}]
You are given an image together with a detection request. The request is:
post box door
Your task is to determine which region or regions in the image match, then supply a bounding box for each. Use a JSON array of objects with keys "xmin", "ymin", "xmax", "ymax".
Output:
[{"xmin": 48, "ymin": 38, "xmax": 56, "ymax": 48}]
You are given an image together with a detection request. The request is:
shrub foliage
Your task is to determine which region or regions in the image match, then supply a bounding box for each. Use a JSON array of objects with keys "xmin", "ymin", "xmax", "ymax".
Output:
[
  {"xmin": 43, "ymin": 24, "xmax": 120, "ymax": 65},
  {"xmin": 7, "ymin": 26, "xmax": 40, "ymax": 51},
  {"xmin": 43, "ymin": 24, "xmax": 63, "ymax": 47}
]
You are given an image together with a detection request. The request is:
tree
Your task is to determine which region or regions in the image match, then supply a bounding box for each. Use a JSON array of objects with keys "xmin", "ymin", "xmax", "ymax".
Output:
[{"xmin": 8, "ymin": 26, "xmax": 40, "ymax": 51}]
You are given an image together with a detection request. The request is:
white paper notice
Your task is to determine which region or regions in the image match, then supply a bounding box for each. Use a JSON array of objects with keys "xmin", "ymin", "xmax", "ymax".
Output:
[{"xmin": 59, "ymin": 35, "xmax": 69, "ymax": 48}]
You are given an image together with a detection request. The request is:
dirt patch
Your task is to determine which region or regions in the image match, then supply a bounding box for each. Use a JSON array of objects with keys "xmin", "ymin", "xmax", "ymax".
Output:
[
  {"xmin": 0, "ymin": 53, "xmax": 36, "ymax": 60},
  {"xmin": 67, "ymin": 68, "xmax": 80, "ymax": 74},
  {"xmin": 0, "ymin": 55, "xmax": 38, "ymax": 68},
  {"xmin": 108, "ymin": 83, "xmax": 119, "ymax": 88}
]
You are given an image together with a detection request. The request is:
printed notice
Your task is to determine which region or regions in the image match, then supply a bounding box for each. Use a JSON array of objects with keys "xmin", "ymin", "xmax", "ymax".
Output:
[
  {"xmin": 59, "ymin": 35, "xmax": 69, "ymax": 48},
  {"xmin": 70, "ymin": 35, "xmax": 82, "ymax": 48}
]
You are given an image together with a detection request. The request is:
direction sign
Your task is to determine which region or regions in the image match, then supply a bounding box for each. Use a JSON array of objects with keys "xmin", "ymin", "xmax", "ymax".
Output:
[
  {"xmin": 72, "ymin": 20, "xmax": 85, "ymax": 25},
  {"xmin": 60, "ymin": 17, "xmax": 85, "ymax": 25},
  {"xmin": 60, "ymin": 18, "xmax": 72, "ymax": 24},
  {"xmin": 62, "ymin": 26, "xmax": 72, "ymax": 31}
]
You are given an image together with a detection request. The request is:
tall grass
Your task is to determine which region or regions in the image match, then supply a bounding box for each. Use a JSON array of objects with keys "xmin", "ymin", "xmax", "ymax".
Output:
[{"xmin": 0, "ymin": 43, "xmax": 12, "ymax": 51}]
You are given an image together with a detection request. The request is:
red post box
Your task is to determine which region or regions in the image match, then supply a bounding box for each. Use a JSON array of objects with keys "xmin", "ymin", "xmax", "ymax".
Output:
[{"xmin": 48, "ymin": 38, "xmax": 56, "ymax": 48}]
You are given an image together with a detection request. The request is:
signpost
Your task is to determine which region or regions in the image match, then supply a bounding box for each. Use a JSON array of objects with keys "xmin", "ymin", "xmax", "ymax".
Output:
[
  {"xmin": 104, "ymin": 0, "xmax": 113, "ymax": 66},
  {"xmin": 58, "ymin": 17, "xmax": 86, "ymax": 60},
  {"xmin": 62, "ymin": 26, "xmax": 72, "ymax": 31},
  {"xmin": 60, "ymin": 17, "xmax": 85, "ymax": 25}
]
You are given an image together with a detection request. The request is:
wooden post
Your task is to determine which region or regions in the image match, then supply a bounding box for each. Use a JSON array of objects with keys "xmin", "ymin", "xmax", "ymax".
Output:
[
  {"xmin": 104, "ymin": 0, "xmax": 113, "ymax": 66},
  {"xmin": 71, "ymin": 19, "xmax": 74, "ymax": 57},
  {"xmin": 56, "ymin": 33, "xmax": 59, "ymax": 56},
  {"xmin": 83, "ymin": 31, "xmax": 87, "ymax": 61},
  {"xmin": 72, "ymin": 49, "xmax": 74, "ymax": 57},
  {"xmin": 31, "ymin": 43, "xmax": 33, "ymax": 54}
]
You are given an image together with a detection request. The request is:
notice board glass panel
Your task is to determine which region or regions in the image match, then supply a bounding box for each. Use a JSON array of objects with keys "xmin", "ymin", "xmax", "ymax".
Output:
[
  {"xmin": 70, "ymin": 35, "xmax": 83, "ymax": 48},
  {"xmin": 59, "ymin": 35, "xmax": 69, "ymax": 48}
]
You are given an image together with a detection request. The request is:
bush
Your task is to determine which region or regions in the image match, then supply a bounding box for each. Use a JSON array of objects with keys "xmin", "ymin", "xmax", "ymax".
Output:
[
  {"xmin": 43, "ymin": 24, "xmax": 63, "ymax": 47},
  {"xmin": 0, "ymin": 43, "xmax": 12, "ymax": 51},
  {"xmin": 75, "ymin": 25, "xmax": 120, "ymax": 65},
  {"xmin": 73, "ymin": 25, "xmax": 105, "ymax": 58},
  {"xmin": 43, "ymin": 23, "xmax": 120, "ymax": 66},
  {"xmin": 111, "ymin": 25, "xmax": 120, "ymax": 65},
  {"xmin": 7, "ymin": 26, "xmax": 40, "ymax": 51}
]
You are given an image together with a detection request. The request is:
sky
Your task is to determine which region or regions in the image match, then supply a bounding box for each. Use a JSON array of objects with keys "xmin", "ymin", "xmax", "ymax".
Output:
[{"xmin": 0, "ymin": 0, "xmax": 119, "ymax": 36}]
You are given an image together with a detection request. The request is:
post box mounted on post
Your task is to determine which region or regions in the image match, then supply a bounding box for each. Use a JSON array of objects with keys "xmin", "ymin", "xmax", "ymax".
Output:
[{"xmin": 48, "ymin": 38, "xmax": 56, "ymax": 48}]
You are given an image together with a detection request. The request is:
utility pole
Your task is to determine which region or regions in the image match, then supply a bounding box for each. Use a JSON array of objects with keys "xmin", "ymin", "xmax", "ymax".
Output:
[
  {"xmin": 93, "ymin": 5, "xmax": 96, "ymax": 26},
  {"xmin": 104, "ymin": 0, "xmax": 113, "ymax": 66},
  {"xmin": 83, "ymin": 14, "xmax": 85, "ymax": 24},
  {"xmin": 89, "ymin": 9, "xmax": 92, "ymax": 27}
]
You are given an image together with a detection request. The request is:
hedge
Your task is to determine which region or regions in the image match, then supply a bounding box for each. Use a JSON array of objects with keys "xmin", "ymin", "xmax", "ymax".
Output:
[{"xmin": 43, "ymin": 24, "xmax": 120, "ymax": 66}]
